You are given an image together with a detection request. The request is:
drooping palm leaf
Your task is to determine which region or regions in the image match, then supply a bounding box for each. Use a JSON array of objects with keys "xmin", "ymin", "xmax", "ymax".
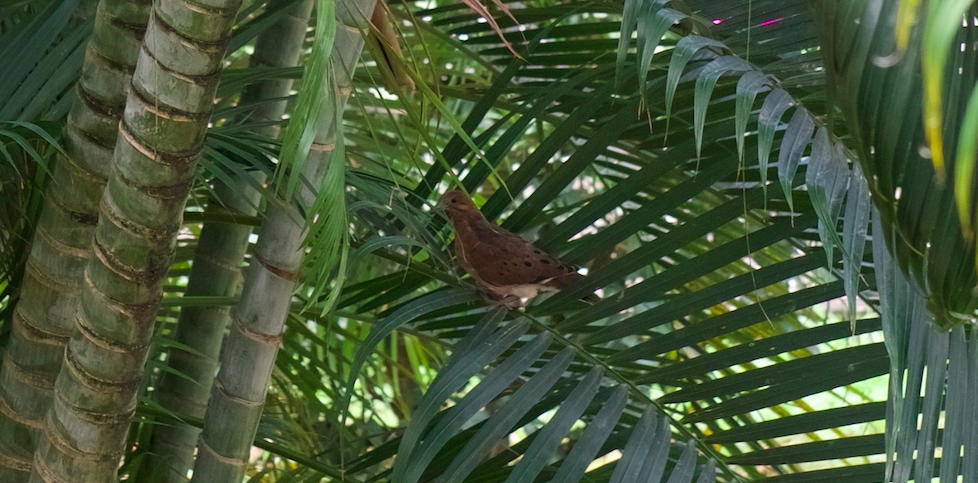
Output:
[{"xmin": 812, "ymin": 0, "xmax": 978, "ymax": 328}]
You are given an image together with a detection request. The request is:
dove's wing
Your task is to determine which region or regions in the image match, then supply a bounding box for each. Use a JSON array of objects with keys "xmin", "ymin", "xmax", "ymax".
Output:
[{"xmin": 464, "ymin": 222, "xmax": 579, "ymax": 287}]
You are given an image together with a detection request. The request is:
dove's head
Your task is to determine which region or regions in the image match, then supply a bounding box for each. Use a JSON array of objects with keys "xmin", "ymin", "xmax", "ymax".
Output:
[{"xmin": 440, "ymin": 190, "xmax": 478, "ymax": 219}]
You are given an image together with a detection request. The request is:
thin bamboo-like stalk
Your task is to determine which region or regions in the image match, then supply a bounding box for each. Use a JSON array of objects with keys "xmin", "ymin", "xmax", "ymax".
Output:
[
  {"xmin": 144, "ymin": 2, "xmax": 315, "ymax": 481},
  {"xmin": 190, "ymin": 0, "xmax": 377, "ymax": 480}
]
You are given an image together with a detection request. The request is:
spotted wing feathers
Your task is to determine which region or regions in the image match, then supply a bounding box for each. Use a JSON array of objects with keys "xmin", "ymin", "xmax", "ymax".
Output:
[{"xmin": 454, "ymin": 216, "xmax": 580, "ymax": 288}]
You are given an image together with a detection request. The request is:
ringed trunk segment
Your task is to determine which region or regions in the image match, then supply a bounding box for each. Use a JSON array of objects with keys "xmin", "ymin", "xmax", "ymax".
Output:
[
  {"xmin": 0, "ymin": 0, "xmax": 150, "ymax": 480},
  {"xmin": 145, "ymin": 1, "xmax": 315, "ymax": 481},
  {"xmin": 28, "ymin": 0, "xmax": 243, "ymax": 481},
  {"xmin": 190, "ymin": 1, "xmax": 378, "ymax": 481}
]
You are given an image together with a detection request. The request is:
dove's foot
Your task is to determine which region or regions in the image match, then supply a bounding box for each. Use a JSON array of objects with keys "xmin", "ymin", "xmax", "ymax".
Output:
[{"xmin": 481, "ymin": 293, "xmax": 525, "ymax": 311}]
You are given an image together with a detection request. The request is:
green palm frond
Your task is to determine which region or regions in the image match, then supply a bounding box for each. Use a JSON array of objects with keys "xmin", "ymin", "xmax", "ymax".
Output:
[
  {"xmin": 813, "ymin": 0, "xmax": 978, "ymax": 327},
  {"xmin": 0, "ymin": 0, "xmax": 88, "ymax": 122},
  {"xmin": 0, "ymin": 0, "xmax": 85, "ymax": 299},
  {"xmin": 808, "ymin": 2, "xmax": 978, "ymax": 481}
]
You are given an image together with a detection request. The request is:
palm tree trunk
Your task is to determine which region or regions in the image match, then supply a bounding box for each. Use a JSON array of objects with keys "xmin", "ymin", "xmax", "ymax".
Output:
[
  {"xmin": 145, "ymin": 1, "xmax": 314, "ymax": 481},
  {"xmin": 27, "ymin": 0, "xmax": 244, "ymax": 480},
  {"xmin": 0, "ymin": 1, "xmax": 149, "ymax": 481},
  {"xmin": 190, "ymin": 1, "xmax": 376, "ymax": 480}
]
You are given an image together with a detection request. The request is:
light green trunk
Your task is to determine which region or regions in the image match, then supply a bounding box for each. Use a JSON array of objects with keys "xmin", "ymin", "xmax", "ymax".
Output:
[
  {"xmin": 27, "ymin": 0, "xmax": 243, "ymax": 480},
  {"xmin": 0, "ymin": 1, "xmax": 149, "ymax": 481},
  {"xmin": 145, "ymin": 1, "xmax": 314, "ymax": 481},
  {"xmin": 189, "ymin": 1, "xmax": 376, "ymax": 481}
]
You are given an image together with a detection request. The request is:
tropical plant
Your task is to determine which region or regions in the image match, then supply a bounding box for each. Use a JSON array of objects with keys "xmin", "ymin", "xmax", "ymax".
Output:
[{"xmin": 1, "ymin": 0, "xmax": 976, "ymax": 482}]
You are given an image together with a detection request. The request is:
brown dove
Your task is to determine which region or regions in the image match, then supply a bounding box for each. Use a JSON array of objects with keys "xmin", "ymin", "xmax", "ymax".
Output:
[{"xmin": 440, "ymin": 190, "xmax": 590, "ymax": 308}]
